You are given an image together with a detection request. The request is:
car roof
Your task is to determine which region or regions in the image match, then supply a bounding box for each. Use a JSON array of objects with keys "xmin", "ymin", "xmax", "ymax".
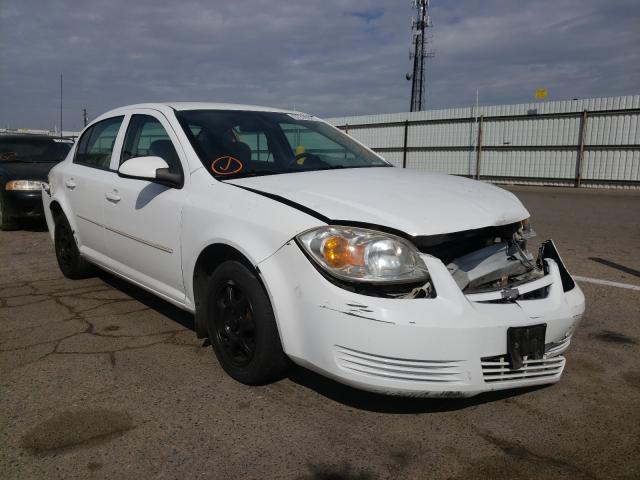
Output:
[
  {"xmin": 89, "ymin": 102, "xmax": 306, "ymax": 126},
  {"xmin": 167, "ymin": 102, "xmax": 297, "ymax": 113},
  {"xmin": 99, "ymin": 102, "xmax": 299, "ymax": 118},
  {"xmin": 88, "ymin": 102, "xmax": 321, "ymax": 134}
]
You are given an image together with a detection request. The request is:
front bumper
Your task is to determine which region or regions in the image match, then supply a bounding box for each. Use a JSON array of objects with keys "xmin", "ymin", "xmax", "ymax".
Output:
[
  {"xmin": 3, "ymin": 189, "xmax": 44, "ymax": 220},
  {"xmin": 258, "ymin": 241, "xmax": 585, "ymax": 397}
]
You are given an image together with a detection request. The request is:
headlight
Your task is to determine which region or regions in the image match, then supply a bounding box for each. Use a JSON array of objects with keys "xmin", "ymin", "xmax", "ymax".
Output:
[
  {"xmin": 297, "ymin": 226, "xmax": 429, "ymax": 284},
  {"xmin": 5, "ymin": 180, "xmax": 45, "ymax": 191}
]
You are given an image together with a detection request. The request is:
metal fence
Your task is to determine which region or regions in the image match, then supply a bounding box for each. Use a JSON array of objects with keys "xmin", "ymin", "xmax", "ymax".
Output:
[
  {"xmin": 327, "ymin": 95, "xmax": 640, "ymax": 188},
  {"xmin": 0, "ymin": 128, "xmax": 78, "ymax": 138}
]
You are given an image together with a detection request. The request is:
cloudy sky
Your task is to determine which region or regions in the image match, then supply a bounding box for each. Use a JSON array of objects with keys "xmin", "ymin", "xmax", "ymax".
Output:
[{"xmin": 1, "ymin": 0, "xmax": 639, "ymax": 131}]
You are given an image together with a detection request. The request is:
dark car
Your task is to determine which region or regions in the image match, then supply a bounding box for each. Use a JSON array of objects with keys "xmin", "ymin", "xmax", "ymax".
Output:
[{"xmin": 0, "ymin": 135, "xmax": 73, "ymax": 230}]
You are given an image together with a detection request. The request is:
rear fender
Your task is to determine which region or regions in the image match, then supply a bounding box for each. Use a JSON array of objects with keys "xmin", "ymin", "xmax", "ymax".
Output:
[{"xmin": 45, "ymin": 188, "xmax": 80, "ymax": 246}]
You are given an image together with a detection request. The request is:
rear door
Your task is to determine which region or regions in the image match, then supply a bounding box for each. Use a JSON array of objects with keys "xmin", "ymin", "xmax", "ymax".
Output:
[
  {"xmin": 103, "ymin": 110, "xmax": 186, "ymax": 303},
  {"xmin": 63, "ymin": 116, "xmax": 125, "ymax": 259}
]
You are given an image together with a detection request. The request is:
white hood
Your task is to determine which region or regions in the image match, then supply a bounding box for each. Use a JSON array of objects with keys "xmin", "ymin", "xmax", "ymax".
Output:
[{"xmin": 228, "ymin": 168, "xmax": 529, "ymax": 236}]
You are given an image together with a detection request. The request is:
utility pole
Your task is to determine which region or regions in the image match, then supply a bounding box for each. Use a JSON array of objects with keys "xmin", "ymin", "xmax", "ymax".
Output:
[
  {"xmin": 59, "ymin": 74, "xmax": 63, "ymax": 138},
  {"xmin": 406, "ymin": 0, "xmax": 434, "ymax": 112},
  {"xmin": 82, "ymin": 108, "xmax": 89, "ymax": 127}
]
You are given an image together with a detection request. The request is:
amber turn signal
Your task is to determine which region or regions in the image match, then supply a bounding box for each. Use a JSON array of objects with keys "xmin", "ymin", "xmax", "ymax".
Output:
[{"xmin": 322, "ymin": 235, "xmax": 364, "ymax": 268}]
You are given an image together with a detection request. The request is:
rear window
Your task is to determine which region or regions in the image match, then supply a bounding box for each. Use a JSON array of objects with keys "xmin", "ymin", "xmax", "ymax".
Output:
[
  {"xmin": 0, "ymin": 137, "xmax": 73, "ymax": 163},
  {"xmin": 74, "ymin": 117, "xmax": 124, "ymax": 170}
]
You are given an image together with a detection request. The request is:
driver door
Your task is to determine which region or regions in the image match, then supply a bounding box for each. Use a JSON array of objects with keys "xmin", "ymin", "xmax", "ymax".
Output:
[{"xmin": 103, "ymin": 110, "xmax": 187, "ymax": 304}]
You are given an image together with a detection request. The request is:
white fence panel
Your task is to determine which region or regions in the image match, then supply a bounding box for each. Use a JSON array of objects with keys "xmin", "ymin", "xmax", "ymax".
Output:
[{"xmin": 328, "ymin": 95, "xmax": 640, "ymax": 188}]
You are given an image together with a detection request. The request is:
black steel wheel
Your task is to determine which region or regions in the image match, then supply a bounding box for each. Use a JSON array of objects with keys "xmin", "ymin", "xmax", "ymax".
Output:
[
  {"xmin": 54, "ymin": 214, "xmax": 94, "ymax": 279},
  {"xmin": 214, "ymin": 280, "xmax": 256, "ymax": 367},
  {"xmin": 203, "ymin": 260, "xmax": 288, "ymax": 385}
]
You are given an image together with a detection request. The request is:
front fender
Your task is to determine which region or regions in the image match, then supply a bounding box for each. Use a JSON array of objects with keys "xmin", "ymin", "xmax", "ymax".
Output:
[{"xmin": 181, "ymin": 171, "xmax": 324, "ymax": 305}]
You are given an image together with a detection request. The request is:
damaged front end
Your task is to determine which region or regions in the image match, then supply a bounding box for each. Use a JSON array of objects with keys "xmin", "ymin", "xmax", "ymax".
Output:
[
  {"xmin": 258, "ymin": 216, "xmax": 585, "ymax": 397},
  {"xmin": 296, "ymin": 219, "xmax": 577, "ymax": 302},
  {"xmin": 416, "ymin": 220, "xmax": 573, "ymax": 302}
]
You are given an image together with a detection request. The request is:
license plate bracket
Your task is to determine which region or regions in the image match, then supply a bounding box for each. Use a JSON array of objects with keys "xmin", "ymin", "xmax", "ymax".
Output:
[{"xmin": 507, "ymin": 324, "xmax": 546, "ymax": 370}]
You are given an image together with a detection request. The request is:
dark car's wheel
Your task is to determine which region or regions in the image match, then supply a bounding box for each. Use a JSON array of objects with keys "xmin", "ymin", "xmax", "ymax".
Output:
[
  {"xmin": 54, "ymin": 214, "xmax": 94, "ymax": 279},
  {"xmin": 203, "ymin": 260, "xmax": 288, "ymax": 385},
  {"xmin": 0, "ymin": 194, "xmax": 18, "ymax": 231}
]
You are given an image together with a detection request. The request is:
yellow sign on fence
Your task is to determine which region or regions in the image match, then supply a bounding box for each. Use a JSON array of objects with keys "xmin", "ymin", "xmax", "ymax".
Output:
[{"xmin": 535, "ymin": 88, "xmax": 548, "ymax": 99}]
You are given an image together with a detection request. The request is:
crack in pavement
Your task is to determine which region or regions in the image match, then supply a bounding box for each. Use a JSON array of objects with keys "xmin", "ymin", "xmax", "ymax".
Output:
[{"xmin": 1, "ymin": 277, "xmax": 194, "ymax": 371}]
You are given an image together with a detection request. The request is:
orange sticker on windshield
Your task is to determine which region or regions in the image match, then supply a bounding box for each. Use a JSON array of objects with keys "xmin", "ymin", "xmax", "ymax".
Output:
[{"xmin": 211, "ymin": 156, "xmax": 244, "ymax": 175}]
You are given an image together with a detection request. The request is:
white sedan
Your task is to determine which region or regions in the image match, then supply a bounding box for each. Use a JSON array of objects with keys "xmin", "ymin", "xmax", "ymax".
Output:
[{"xmin": 42, "ymin": 102, "xmax": 585, "ymax": 397}]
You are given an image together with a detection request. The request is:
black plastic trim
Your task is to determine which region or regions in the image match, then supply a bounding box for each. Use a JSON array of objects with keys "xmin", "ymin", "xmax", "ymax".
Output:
[
  {"xmin": 539, "ymin": 239, "xmax": 576, "ymax": 292},
  {"xmin": 328, "ymin": 220, "xmax": 417, "ymax": 243},
  {"xmin": 117, "ymin": 168, "xmax": 183, "ymax": 189}
]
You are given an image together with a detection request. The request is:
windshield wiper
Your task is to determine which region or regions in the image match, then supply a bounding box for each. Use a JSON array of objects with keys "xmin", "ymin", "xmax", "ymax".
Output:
[
  {"xmin": 220, "ymin": 164, "xmax": 390, "ymax": 180},
  {"xmin": 221, "ymin": 169, "xmax": 283, "ymax": 179},
  {"xmin": 315, "ymin": 164, "xmax": 391, "ymax": 171}
]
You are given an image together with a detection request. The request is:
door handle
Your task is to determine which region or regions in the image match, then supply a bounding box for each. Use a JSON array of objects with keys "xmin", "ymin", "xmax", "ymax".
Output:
[
  {"xmin": 64, "ymin": 179, "xmax": 76, "ymax": 190},
  {"xmin": 105, "ymin": 191, "xmax": 121, "ymax": 203}
]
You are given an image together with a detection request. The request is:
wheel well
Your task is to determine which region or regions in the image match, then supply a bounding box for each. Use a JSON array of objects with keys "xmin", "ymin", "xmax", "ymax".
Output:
[
  {"xmin": 192, "ymin": 243, "xmax": 258, "ymax": 338},
  {"xmin": 50, "ymin": 201, "xmax": 64, "ymax": 221}
]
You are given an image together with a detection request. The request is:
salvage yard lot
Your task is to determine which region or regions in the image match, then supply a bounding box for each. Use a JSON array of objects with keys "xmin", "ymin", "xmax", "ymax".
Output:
[{"xmin": 1, "ymin": 185, "xmax": 639, "ymax": 480}]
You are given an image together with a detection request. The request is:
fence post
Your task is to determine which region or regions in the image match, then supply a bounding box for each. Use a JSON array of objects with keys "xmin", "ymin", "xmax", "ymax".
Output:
[
  {"xmin": 475, "ymin": 115, "xmax": 484, "ymax": 180},
  {"xmin": 575, "ymin": 110, "xmax": 588, "ymax": 188},
  {"xmin": 402, "ymin": 120, "xmax": 409, "ymax": 168}
]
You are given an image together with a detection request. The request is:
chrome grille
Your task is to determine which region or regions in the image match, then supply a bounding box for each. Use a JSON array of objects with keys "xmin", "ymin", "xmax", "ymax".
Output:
[{"xmin": 335, "ymin": 346, "xmax": 465, "ymax": 383}]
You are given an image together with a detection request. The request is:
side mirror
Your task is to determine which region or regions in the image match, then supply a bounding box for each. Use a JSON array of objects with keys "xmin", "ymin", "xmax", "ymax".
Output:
[{"xmin": 118, "ymin": 156, "xmax": 183, "ymax": 188}]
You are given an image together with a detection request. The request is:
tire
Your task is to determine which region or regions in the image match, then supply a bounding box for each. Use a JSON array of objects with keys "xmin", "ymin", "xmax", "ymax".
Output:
[
  {"xmin": 54, "ymin": 214, "xmax": 94, "ymax": 279},
  {"xmin": 0, "ymin": 194, "xmax": 18, "ymax": 231},
  {"xmin": 203, "ymin": 260, "xmax": 288, "ymax": 385}
]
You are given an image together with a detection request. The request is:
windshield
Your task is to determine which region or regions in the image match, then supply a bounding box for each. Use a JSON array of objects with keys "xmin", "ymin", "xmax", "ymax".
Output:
[
  {"xmin": 175, "ymin": 110, "xmax": 389, "ymax": 179},
  {"xmin": 0, "ymin": 137, "xmax": 73, "ymax": 163}
]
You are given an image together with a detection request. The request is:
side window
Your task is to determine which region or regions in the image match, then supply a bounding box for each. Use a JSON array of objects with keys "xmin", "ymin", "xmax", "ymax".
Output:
[
  {"xmin": 121, "ymin": 115, "xmax": 182, "ymax": 173},
  {"xmin": 74, "ymin": 116, "xmax": 124, "ymax": 169}
]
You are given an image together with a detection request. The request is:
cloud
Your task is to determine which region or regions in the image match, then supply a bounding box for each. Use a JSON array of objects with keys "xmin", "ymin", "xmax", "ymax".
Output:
[
  {"xmin": 0, "ymin": 0, "xmax": 638, "ymax": 130},
  {"xmin": 347, "ymin": 8, "xmax": 386, "ymax": 23}
]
